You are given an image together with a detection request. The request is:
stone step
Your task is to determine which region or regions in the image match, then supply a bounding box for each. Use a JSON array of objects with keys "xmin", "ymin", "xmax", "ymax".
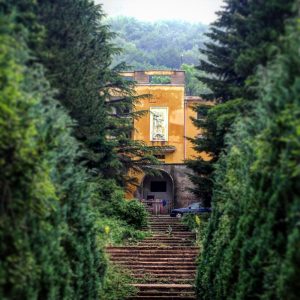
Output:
[
  {"xmin": 148, "ymin": 221, "xmax": 182, "ymax": 223},
  {"xmin": 147, "ymin": 221, "xmax": 186, "ymax": 224},
  {"xmin": 107, "ymin": 251, "xmax": 198, "ymax": 256},
  {"xmin": 148, "ymin": 227, "xmax": 188, "ymax": 229},
  {"xmin": 107, "ymin": 246, "xmax": 199, "ymax": 251},
  {"xmin": 148, "ymin": 219, "xmax": 183, "ymax": 222},
  {"xmin": 151, "ymin": 233, "xmax": 195, "ymax": 236},
  {"xmin": 118, "ymin": 260, "xmax": 196, "ymax": 265},
  {"xmin": 146, "ymin": 225, "xmax": 188, "ymax": 227},
  {"xmin": 110, "ymin": 257, "xmax": 196, "ymax": 263},
  {"xmin": 135, "ymin": 278, "xmax": 194, "ymax": 284},
  {"xmin": 148, "ymin": 223, "xmax": 186, "ymax": 225},
  {"xmin": 133, "ymin": 273, "xmax": 195, "ymax": 279},
  {"xmin": 128, "ymin": 296, "xmax": 196, "ymax": 300},
  {"xmin": 131, "ymin": 283, "xmax": 194, "ymax": 291},
  {"xmin": 138, "ymin": 241, "xmax": 194, "ymax": 244},
  {"xmin": 138, "ymin": 241, "xmax": 194, "ymax": 245},
  {"xmin": 107, "ymin": 247, "xmax": 198, "ymax": 252},
  {"xmin": 148, "ymin": 216, "xmax": 177, "ymax": 218},
  {"xmin": 147, "ymin": 229, "xmax": 189, "ymax": 231},
  {"xmin": 145, "ymin": 236, "xmax": 194, "ymax": 240},
  {"xmin": 108, "ymin": 250, "xmax": 198, "ymax": 254},
  {"xmin": 144, "ymin": 237, "xmax": 194, "ymax": 240},
  {"xmin": 145, "ymin": 239, "xmax": 194, "ymax": 242},
  {"xmin": 119, "ymin": 265, "xmax": 197, "ymax": 271},
  {"xmin": 107, "ymin": 216, "xmax": 198, "ymax": 299},
  {"xmin": 131, "ymin": 290, "xmax": 195, "ymax": 296},
  {"xmin": 130, "ymin": 270, "xmax": 196, "ymax": 275},
  {"xmin": 138, "ymin": 241, "xmax": 193, "ymax": 244},
  {"xmin": 148, "ymin": 231, "xmax": 190, "ymax": 234},
  {"xmin": 108, "ymin": 253, "xmax": 198, "ymax": 259},
  {"xmin": 143, "ymin": 239, "xmax": 194, "ymax": 243}
]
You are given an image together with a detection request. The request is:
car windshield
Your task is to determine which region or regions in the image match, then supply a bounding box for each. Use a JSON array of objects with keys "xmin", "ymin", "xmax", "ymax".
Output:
[{"xmin": 189, "ymin": 203, "xmax": 200, "ymax": 209}]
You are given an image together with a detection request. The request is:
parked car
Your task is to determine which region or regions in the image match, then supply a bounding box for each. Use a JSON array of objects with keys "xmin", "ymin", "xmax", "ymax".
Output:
[{"xmin": 170, "ymin": 202, "xmax": 211, "ymax": 218}]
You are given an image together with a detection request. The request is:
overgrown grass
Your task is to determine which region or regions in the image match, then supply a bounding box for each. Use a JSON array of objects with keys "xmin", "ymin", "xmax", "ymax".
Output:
[
  {"xmin": 97, "ymin": 199, "xmax": 151, "ymax": 299},
  {"xmin": 182, "ymin": 213, "xmax": 211, "ymax": 249},
  {"xmin": 99, "ymin": 263, "xmax": 138, "ymax": 300},
  {"xmin": 97, "ymin": 216, "xmax": 151, "ymax": 246}
]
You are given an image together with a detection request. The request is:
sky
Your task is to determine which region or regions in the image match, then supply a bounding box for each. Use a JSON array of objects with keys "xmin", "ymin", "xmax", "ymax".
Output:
[{"xmin": 96, "ymin": 0, "xmax": 224, "ymax": 24}]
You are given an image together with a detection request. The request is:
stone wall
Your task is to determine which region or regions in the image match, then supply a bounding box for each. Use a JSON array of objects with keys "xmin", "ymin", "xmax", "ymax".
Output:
[
  {"xmin": 136, "ymin": 164, "xmax": 197, "ymax": 209},
  {"xmin": 161, "ymin": 164, "xmax": 196, "ymax": 208}
]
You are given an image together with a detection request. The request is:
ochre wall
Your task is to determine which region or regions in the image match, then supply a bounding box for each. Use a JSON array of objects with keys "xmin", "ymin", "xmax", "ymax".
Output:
[
  {"xmin": 134, "ymin": 85, "xmax": 185, "ymax": 164},
  {"xmin": 122, "ymin": 73, "xmax": 215, "ymax": 201},
  {"xmin": 185, "ymin": 99, "xmax": 214, "ymax": 161}
]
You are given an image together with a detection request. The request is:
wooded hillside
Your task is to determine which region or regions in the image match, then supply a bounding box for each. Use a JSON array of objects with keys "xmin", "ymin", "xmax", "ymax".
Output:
[{"xmin": 107, "ymin": 16, "xmax": 208, "ymax": 70}]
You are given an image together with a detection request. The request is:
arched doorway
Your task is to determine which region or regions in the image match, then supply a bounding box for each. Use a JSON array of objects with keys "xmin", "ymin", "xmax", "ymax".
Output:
[{"xmin": 141, "ymin": 170, "xmax": 174, "ymax": 214}]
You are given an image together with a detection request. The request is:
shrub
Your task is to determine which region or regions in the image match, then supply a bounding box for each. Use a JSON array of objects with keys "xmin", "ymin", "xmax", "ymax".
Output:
[
  {"xmin": 117, "ymin": 199, "xmax": 149, "ymax": 229},
  {"xmin": 182, "ymin": 214, "xmax": 210, "ymax": 248},
  {"xmin": 99, "ymin": 263, "xmax": 138, "ymax": 300},
  {"xmin": 97, "ymin": 217, "xmax": 150, "ymax": 246},
  {"xmin": 97, "ymin": 182, "xmax": 149, "ymax": 229}
]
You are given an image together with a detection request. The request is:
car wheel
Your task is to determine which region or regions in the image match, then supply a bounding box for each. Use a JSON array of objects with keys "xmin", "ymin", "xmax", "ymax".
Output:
[{"xmin": 176, "ymin": 213, "xmax": 183, "ymax": 218}]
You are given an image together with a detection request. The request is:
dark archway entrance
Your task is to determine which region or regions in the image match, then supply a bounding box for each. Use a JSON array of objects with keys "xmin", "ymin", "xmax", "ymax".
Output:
[{"xmin": 141, "ymin": 170, "xmax": 174, "ymax": 214}]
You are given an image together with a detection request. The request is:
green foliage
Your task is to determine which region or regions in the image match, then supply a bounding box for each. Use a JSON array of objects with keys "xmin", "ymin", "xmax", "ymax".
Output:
[
  {"xmin": 36, "ymin": 0, "xmax": 115, "ymax": 174},
  {"xmin": 187, "ymin": 100, "xmax": 243, "ymax": 206},
  {"xmin": 0, "ymin": 2, "xmax": 151, "ymax": 299},
  {"xmin": 196, "ymin": 18, "xmax": 300, "ymax": 300},
  {"xmin": 0, "ymin": 12, "xmax": 106, "ymax": 298},
  {"xmin": 108, "ymin": 17, "xmax": 211, "ymax": 99},
  {"xmin": 117, "ymin": 199, "xmax": 149, "ymax": 229},
  {"xmin": 108, "ymin": 16, "xmax": 208, "ymax": 70},
  {"xmin": 98, "ymin": 184, "xmax": 149, "ymax": 229},
  {"xmin": 97, "ymin": 217, "xmax": 149, "ymax": 246},
  {"xmin": 36, "ymin": 1, "xmax": 158, "ymax": 188},
  {"xmin": 198, "ymin": 0, "xmax": 295, "ymax": 101},
  {"xmin": 99, "ymin": 264, "xmax": 138, "ymax": 300},
  {"xmin": 181, "ymin": 63, "xmax": 210, "ymax": 96},
  {"xmin": 182, "ymin": 213, "xmax": 210, "ymax": 249},
  {"xmin": 188, "ymin": 0, "xmax": 295, "ymax": 207}
]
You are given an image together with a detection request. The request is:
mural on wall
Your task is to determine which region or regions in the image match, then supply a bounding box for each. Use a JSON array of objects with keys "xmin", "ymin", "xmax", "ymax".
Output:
[{"xmin": 150, "ymin": 107, "xmax": 168, "ymax": 141}]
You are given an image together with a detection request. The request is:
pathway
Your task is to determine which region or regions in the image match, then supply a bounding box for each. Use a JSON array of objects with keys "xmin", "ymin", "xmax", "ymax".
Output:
[{"xmin": 106, "ymin": 215, "xmax": 199, "ymax": 299}]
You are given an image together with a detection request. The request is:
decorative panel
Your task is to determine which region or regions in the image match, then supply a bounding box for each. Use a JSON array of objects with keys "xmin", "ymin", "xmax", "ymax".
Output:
[{"xmin": 150, "ymin": 107, "xmax": 168, "ymax": 141}]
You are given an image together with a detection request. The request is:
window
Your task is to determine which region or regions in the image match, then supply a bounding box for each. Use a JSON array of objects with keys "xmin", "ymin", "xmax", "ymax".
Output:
[
  {"xmin": 149, "ymin": 75, "xmax": 171, "ymax": 84},
  {"xmin": 150, "ymin": 181, "xmax": 167, "ymax": 192},
  {"xmin": 197, "ymin": 111, "xmax": 205, "ymax": 120},
  {"xmin": 189, "ymin": 203, "xmax": 200, "ymax": 209}
]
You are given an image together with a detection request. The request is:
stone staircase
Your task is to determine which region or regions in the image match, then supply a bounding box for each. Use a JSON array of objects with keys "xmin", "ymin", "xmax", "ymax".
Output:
[{"xmin": 106, "ymin": 215, "xmax": 199, "ymax": 299}]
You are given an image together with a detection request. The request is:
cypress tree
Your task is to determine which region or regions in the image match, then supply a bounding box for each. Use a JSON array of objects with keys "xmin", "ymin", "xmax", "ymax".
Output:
[
  {"xmin": 197, "ymin": 14, "xmax": 300, "ymax": 299},
  {"xmin": 36, "ymin": 0, "xmax": 157, "ymax": 187},
  {"xmin": 188, "ymin": 0, "xmax": 295, "ymax": 206},
  {"xmin": 198, "ymin": 0, "xmax": 294, "ymax": 101},
  {"xmin": 0, "ymin": 3, "xmax": 106, "ymax": 298},
  {"xmin": 35, "ymin": 0, "xmax": 114, "ymax": 173}
]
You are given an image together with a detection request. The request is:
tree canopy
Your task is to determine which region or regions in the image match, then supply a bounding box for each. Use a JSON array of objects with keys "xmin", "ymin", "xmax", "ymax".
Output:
[{"xmin": 108, "ymin": 16, "xmax": 208, "ymax": 70}]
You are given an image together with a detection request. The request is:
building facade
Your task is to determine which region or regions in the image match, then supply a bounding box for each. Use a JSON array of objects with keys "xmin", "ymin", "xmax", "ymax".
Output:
[{"xmin": 120, "ymin": 70, "xmax": 212, "ymax": 212}]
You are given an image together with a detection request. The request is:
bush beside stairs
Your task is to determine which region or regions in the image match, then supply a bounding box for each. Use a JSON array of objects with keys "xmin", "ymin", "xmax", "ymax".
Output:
[{"xmin": 106, "ymin": 215, "xmax": 199, "ymax": 299}]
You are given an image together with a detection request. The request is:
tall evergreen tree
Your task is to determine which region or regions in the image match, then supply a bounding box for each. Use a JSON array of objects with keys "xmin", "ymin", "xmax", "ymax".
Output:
[
  {"xmin": 197, "ymin": 14, "xmax": 300, "ymax": 299},
  {"xmin": 0, "ymin": 8, "xmax": 105, "ymax": 298},
  {"xmin": 188, "ymin": 0, "xmax": 295, "ymax": 206},
  {"xmin": 0, "ymin": 1, "xmax": 151, "ymax": 299},
  {"xmin": 35, "ymin": 0, "xmax": 115, "ymax": 173},
  {"xmin": 186, "ymin": 99, "xmax": 241, "ymax": 206},
  {"xmin": 198, "ymin": 0, "xmax": 294, "ymax": 101},
  {"xmin": 36, "ymin": 0, "xmax": 157, "ymax": 188}
]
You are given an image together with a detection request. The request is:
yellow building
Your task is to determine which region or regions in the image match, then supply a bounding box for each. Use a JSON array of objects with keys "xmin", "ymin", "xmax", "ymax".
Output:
[{"xmin": 120, "ymin": 70, "xmax": 212, "ymax": 212}]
